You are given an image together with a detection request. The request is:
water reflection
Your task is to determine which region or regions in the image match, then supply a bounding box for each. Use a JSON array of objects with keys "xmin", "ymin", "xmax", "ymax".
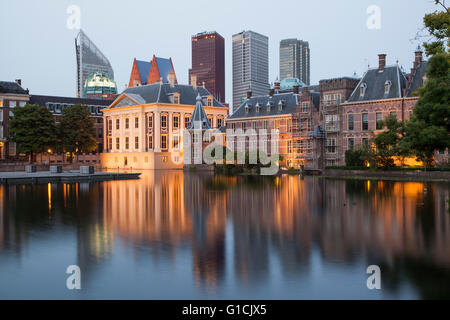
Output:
[{"xmin": 0, "ymin": 172, "xmax": 449, "ymax": 299}]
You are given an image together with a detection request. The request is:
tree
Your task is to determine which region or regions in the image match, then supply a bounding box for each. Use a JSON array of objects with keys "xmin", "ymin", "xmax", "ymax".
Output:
[
  {"xmin": 9, "ymin": 104, "xmax": 57, "ymax": 163},
  {"xmin": 59, "ymin": 104, "xmax": 97, "ymax": 162},
  {"xmin": 401, "ymin": 2, "xmax": 450, "ymax": 168},
  {"xmin": 372, "ymin": 115, "xmax": 408, "ymax": 168},
  {"xmin": 345, "ymin": 144, "xmax": 371, "ymax": 167}
]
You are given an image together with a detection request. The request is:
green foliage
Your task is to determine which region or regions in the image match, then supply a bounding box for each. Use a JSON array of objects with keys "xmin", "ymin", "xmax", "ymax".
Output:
[
  {"xmin": 372, "ymin": 115, "xmax": 408, "ymax": 168},
  {"xmin": 345, "ymin": 145, "xmax": 371, "ymax": 167},
  {"xmin": 59, "ymin": 104, "xmax": 97, "ymax": 156},
  {"xmin": 9, "ymin": 104, "xmax": 57, "ymax": 159},
  {"xmin": 422, "ymin": 2, "xmax": 450, "ymax": 56}
]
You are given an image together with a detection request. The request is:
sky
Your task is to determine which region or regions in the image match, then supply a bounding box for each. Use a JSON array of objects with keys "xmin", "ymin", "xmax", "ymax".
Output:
[{"xmin": 0, "ymin": 0, "xmax": 438, "ymax": 105}]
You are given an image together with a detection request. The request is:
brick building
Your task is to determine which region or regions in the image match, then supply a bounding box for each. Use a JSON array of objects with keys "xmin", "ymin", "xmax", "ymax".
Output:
[
  {"xmin": 128, "ymin": 55, "xmax": 177, "ymax": 88},
  {"xmin": 189, "ymin": 31, "xmax": 225, "ymax": 103}
]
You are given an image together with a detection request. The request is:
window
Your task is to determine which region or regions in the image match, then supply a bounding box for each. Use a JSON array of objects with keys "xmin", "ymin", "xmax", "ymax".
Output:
[
  {"xmin": 384, "ymin": 80, "xmax": 392, "ymax": 95},
  {"xmin": 252, "ymin": 122, "xmax": 257, "ymax": 130},
  {"xmin": 263, "ymin": 120, "xmax": 268, "ymax": 130},
  {"xmin": 161, "ymin": 135, "xmax": 167, "ymax": 150},
  {"xmin": 173, "ymin": 135, "xmax": 179, "ymax": 149},
  {"xmin": 390, "ymin": 111, "xmax": 397, "ymax": 118},
  {"xmin": 173, "ymin": 116, "xmax": 179, "ymax": 128},
  {"xmin": 245, "ymin": 105, "xmax": 249, "ymax": 114},
  {"xmin": 301, "ymin": 102, "xmax": 309, "ymax": 113},
  {"xmin": 125, "ymin": 137, "xmax": 129, "ymax": 149},
  {"xmin": 241, "ymin": 122, "xmax": 246, "ymax": 130},
  {"xmin": 135, "ymin": 117, "xmax": 139, "ymax": 129},
  {"xmin": 108, "ymin": 137, "xmax": 112, "ymax": 150},
  {"xmin": 207, "ymin": 96, "xmax": 213, "ymax": 106},
  {"xmin": 161, "ymin": 115, "xmax": 167, "ymax": 129},
  {"xmin": 348, "ymin": 114, "xmax": 354, "ymax": 131},
  {"xmin": 362, "ymin": 138, "xmax": 369, "ymax": 146},
  {"xmin": 376, "ymin": 112, "xmax": 383, "ymax": 130},
  {"xmin": 125, "ymin": 118, "xmax": 129, "ymax": 129},
  {"xmin": 148, "ymin": 115, "xmax": 153, "ymax": 128},
  {"xmin": 217, "ymin": 118, "xmax": 223, "ymax": 127},
  {"xmin": 360, "ymin": 83, "xmax": 367, "ymax": 97},
  {"xmin": 348, "ymin": 138, "xmax": 354, "ymax": 150},
  {"xmin": 362, "ymin": 113, "xmax": 368, "ymax": 130},
  {"xmin": 116, "ymin": 119, "xmax": 120, "ymax": 130},
  {"xmin": 116, "ymin": 137, "xmax": 120, "ymax": 150},
  {"xmin": 148, "ymin": 135, "xmax": 153, "ymax": 149},
  {"xmin": 135, "ymin": 136, "xmax": 139, "ymax": 149},
  {"xmin": 275, "ymin": 120, "xmax": 280, "ymax": 130},
  {"xmin": 326, "ymin": 138, "xmax": 336, "ymax": 153},
  {"xmin": 278, "ymin": 101, "xmax": 284, "ymax": 111},
  {"xmin": 231, "ymin": 123, "xmax": 236, "ymax": 130},
  {"xmin": 108, "ymin": 120, "xmax": 112, "ymax": 132},
  {"xmin": 174, "ymin": 94, "xmax": 180, "ymax": 104},
  {"xmin": 255, "ymin": 103, "xmax": 260, "ymax": 113},
  {"xmin": 287, "ymin": 140, "xmax": 292, "ymax": 154}
]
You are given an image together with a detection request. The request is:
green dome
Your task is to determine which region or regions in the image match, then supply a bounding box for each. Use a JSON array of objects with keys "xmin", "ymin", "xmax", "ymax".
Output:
[
  {"xmin": 83, "ymin": 71, "xmax": 117, "ymax": 98},
  {"xmin": 280, "ymin": 77, "xmax": 306, "ymax": 90}
]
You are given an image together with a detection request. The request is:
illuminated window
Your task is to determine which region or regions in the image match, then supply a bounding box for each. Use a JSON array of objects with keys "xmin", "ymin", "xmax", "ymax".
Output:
[
  {"xmin": 173, "ymin": 135, "xmax": 179, "ymax": 149},
  {"xmin": 207, "ymin": 96, "xmax": 213, "ymax": 106},
  {"xmin": 217, "ymin": 118, "xmax": 223, "ymax": 127},
  {"xmin": 161, "ymin": 115, "xmax": 167, "ymax": 129},
  {"xmin": 173, "ymin": 116, "xmax": 179, "ymax": 128}
]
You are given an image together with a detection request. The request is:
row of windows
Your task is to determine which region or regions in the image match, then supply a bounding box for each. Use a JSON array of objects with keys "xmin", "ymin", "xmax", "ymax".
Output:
[
  {"xmin": 108, "ymin": 115, "xmax": 224, "ymax": 131},
  {"xmin": 347, "ymin": 112, "xmax": 398, "ymax": 131},
  {"xmin": 107, "ymin": 135, "xmax": 180, "ymax": 151}
]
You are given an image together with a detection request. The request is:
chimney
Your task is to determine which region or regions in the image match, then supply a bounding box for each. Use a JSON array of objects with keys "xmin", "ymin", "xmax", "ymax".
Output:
[
  {"xmin": 246, "ymin": 88, "xmax": 252, "ymax": 99},
  {"xmin": 159, "ymin": 77, "xmax": 163, "ymax": 84},
  {"xmin": 190, "ymin": 74, "xmax": 197, "ymax": 89},
  {"xmin": 414, "ymin": 47, "xmax": 423, "ymax": 69},
  {"xmin": 168, "ymin": 72, "xmax": 175, "ymax": 87},
  {"xmin": 274, "ymin": 80, "xmax": 280, "ymax": 91},
  {"xmin": 202, "ymin": 81, "xmax": 205, "ymax": 88},
  {"xmin": 269, "ymin": 88, "xmax": 275, "ymax": 97},
  {"xmin": 293, "ymin": 85, "xmax": 300, "ymax": 94},
  {"xmin": 378, "ymin": 54, "xmax": 386, "ymax": 71},
  {"xmin": 15, "ymin": 79, "xmax": 22, "ymax": 86}
]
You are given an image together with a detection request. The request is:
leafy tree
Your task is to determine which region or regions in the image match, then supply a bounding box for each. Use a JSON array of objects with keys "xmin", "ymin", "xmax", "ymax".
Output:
[
  {"xmin": 401, "ymin": 2, "xmax": 450, "ymax": 168},
  {"xmin": 372, "ymin": 115, "xmax": 408, "ymax": 168},
  {"xmin": 9, "ymin": 104, "xmax": 57, "ymax": 163},
  {"xmin": 59, "ymin": 104, "xmax": 97, "ymax": 162},
  {"xmin": 345, "ymin": 145, "xmax": 371, "ymax": 167}
]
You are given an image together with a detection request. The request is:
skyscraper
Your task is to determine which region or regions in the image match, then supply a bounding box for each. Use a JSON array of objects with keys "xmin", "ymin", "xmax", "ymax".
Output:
[
  {"xmin": 232, "ymin": 30, "xmax": 269, "ymax": 112},
  {"xmin": 279, "ymin": 39, "xmax": 310, "ymax": 85},
  {"xmin": 75, "ymin": 29, "xmax": 114, "ymax": 98},
  {"xmin": 189, "ymin": 31, "xmax": 225, "ymax": 103}
]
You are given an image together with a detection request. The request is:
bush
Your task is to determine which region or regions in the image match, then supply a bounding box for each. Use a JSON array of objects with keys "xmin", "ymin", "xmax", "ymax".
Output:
[{"xmin": 345, "ymin": 145, "xmax": 371, "ymax": 167}]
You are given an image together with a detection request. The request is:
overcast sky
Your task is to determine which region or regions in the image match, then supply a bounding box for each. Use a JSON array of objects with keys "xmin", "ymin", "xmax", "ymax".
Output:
[{"xmin": 0, "ymin": 0, "xmax": 437, "ymax": 104}]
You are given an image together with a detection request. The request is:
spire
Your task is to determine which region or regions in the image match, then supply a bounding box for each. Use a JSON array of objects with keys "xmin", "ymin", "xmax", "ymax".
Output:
[{"xmin": 188, "ymin": 94, "xmax": 211, "ymax": 130}]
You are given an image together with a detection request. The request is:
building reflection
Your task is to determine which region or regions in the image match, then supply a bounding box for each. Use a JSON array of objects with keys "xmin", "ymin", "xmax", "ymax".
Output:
[{"xmin": 0, "ymin": 172, "xmax": 449, "ymax": 298}]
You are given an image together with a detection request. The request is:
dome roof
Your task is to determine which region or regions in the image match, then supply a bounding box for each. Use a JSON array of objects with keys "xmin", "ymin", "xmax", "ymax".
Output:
[
  {"xmin": 279, "ymin": 77, "xmax": 306, "ymax": 89},
  {"xmin": 83, "ymin": 71, "xmax": 117, "ymax": 97}
]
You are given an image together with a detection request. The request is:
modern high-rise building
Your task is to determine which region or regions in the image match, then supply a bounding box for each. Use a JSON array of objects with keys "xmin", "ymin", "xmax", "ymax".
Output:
[
  {"xmin": 232, "ymin": 30, "xmax": 269, "ymax": 112},
  {"xmin": 75, "ymin": 29, "xmax": 114, "ymax": 99},
  {"xmin": 280, "ymin": 39, "xmax": 310, "ymax": 85},
  {"xmin": 189, "ymin": 31, "xmax": 225, "ymax": 103}
]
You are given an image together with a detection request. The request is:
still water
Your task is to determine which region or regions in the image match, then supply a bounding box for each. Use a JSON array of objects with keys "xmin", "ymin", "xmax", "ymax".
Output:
[{"xmin": 0, "ymin": 171, "xmax": 449, "ymax": 299}]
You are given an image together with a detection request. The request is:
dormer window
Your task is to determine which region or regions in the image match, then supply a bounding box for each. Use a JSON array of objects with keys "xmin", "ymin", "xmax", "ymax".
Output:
[
  {"xmin": 206, "ymin": 96, "xmax": 213, "ymax": 106},
  {"xmin": 173, "ymin": 93, "xmax": 180, "ymax": 104},
  {"xmin": 245, "ymin": 104, "xmax": 249, "ymax": 114},
  {"xmin": 255, "ymin": 103, "xmax": 260, "ymax": 113},
  {"xmin": 360, "ymin": 82, "xmax": 367, "ymax": 97},
  {"xmin": 278, "ymin": 100, "xmax": 284, "ymax": 111},
  {"xmin": 267, "ymin": 101, "xmax": 272, "ymax": 112},
  {"xmin": 384, "ymin": 80, "xmax": 392, "ymax": 95}
]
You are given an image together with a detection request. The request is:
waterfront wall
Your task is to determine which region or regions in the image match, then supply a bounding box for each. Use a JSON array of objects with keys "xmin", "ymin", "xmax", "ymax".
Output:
[{"xmin": 324, "ymin": 169, "xmax": 450, "ymax": 181}]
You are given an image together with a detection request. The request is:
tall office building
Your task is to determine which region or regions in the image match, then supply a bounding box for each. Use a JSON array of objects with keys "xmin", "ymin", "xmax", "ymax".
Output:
[
  {"xmin": 189, "ymin": 31, "xmax": 225, "ymax": 103},
  {"xmin": 279, "ymin": 39, "xmax": 310, "ymax": 85},
  {"xmin": 232, "ymin": 30, "xmax": 269, "ymax": 111},
  {"xmin": 75, "ymin": 29, "xmax": 114, "ymax": 98}
]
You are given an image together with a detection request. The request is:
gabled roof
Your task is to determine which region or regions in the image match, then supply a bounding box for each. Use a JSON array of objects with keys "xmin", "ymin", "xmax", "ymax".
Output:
[
  {"xmin": 0, "ymin": 81, "xmax": 28, "ymax": 95},
  {"xmin": 347, "ymin": 65, "xmax": 407, "ymax": 102},
  {"xmin": 108, "ymin": 83, "xmax": 227, "ymax": 109},
  {"xmin": 405, "ymin": 61, "xmax": 429, "ymax": 97},
  {"xmin": 154, "ymin": 57, "xmax": 175, "ymax": 83},
  {"xmin": 136, "ymin": 60, "xmax": 152, "ymax": 85},
  {"xmin": 228, "ymin": 91, "xmax": 320, "ymax": 120},
  {"xmin": 188, "ymin": 94, "xmax": 211, "ymax": 130}
]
